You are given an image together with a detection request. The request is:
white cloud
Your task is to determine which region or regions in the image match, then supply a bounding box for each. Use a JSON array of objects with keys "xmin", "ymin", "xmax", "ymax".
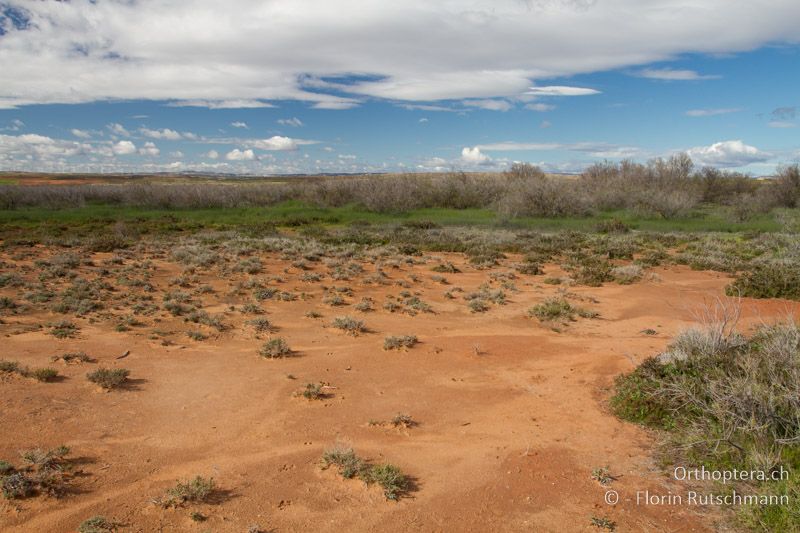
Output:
[
  {"xmin": 461, "ymin": 146, "xmax": 491, "ymax": 164},
  {"xmin": 138, "ymin": 141, "xmax": 160, "ymax": 156},
  {"xmin": 685, "ymin": 108, "xmax": 742, "ymax": 117},
  {"xmin": 525, "ymin": 103, "xmax": 556, "ymax": 112},
  {"xmin": 686, "ymin": 140, "xmax": 769, "ymax": 167},
  {"xmin": 463, "ymin": 99, "xmax": 513, "ymax": 111},
  {"xmin": 418, "ymin": 117, "xmax": 429, "ymax": 123},
  {"xmin": 112, "ymin": 140, "xmax": 137, "ymax": 155},
  {"xmin": 245, "ymin": 135, "xmax": 315, "ymax": 151},
  {"xmin": 107, "ymin": 123, "xmax": 130, "ymax": 137},
  {"xmin": 0, "ymin": 133, "xmax": 92, "ymax": 159},
  {"xmin": 70, "ymin": 128, "xmax": 92, "ymax": 139},
  {"xmin": 768, "ymin": 120, "xmax": 796, "ymax": 128},
  {"xmin": 525, "ymin": 86, "xmax": 600, "ymax": 96},
  {"xmin": 277, "ymin": 117, "xmax": 304, "ymax": 127},
  {"xmin": 225, "ymin": 148, "xmax": 256, "ymax": 161},
  {"xmin": 170, "ymin": 150, "xmax": 185, "ymax": 158},
  {"xmin": 139, "ymin": 127, "xmax": 188, "ymax": 141},
  {"xmin": 230, "ymin": 121, "xmax": 249, "ymax": 129},
  {"xmin": 636, "ymin": 68, "xmax": 720, "ymax": 81},
  {"xmin": 478, "ymin": 142, "xmax": 561, "ymax": 151},
  {"xmin": 2, "ymin": 1, "xmax": 797, "ymax": 106},
  {"xmin": 167, "ymin": 99, "xmax": 275, "ymax": 109},
  {"xmin": 540, "ymin": 120, "xmax": 552, "ymax": 129},
  {"xmin": 206, "ymin": 150, "xmax": 219, "ymax": 160}
]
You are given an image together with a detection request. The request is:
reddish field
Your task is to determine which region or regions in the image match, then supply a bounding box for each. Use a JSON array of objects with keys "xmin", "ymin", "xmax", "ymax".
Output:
[{"xmin": 1, "ymin": 243, "xmax": 795, "ymax": 532}]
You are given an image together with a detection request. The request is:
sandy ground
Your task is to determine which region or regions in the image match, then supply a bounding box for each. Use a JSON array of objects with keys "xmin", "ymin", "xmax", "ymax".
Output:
[{"xmin": 1, "ymin": 248, "xmax": 796, "ymax": 532}]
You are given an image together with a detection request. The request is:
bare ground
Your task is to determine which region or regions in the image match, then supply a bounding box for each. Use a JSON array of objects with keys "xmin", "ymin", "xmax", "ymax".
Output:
[{"xmin": 1, "ymin": 248, "xmax": 796, "ymax": 532}]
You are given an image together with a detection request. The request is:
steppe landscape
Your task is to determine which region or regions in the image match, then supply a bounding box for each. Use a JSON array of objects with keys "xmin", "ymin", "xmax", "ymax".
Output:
[{"xmin": 1, "ymin": 165, "xmax": 799, "ymax": 532}]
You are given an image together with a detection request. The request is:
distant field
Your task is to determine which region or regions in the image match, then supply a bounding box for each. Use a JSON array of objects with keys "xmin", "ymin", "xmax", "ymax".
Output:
[{"xmin": 0, "ymin": 202, "xmax": 786, "ymax": 234}]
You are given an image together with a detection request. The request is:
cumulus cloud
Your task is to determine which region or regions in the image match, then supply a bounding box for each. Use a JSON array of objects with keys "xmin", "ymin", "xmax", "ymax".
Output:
[
  {"xmin": 463, "ymin": 99, "xmax": 513, "ymax": 111},
  {"xmin": 70, "ymin": 128, "xmax": 92, "ymax": 139},
  {"xmin": 206, "ymin": 150, "xmax": 219, "ymax": 159},
  {"xmin": 685, "ymin": 108, "xmax": 742, "ymax": 117},
  {"xmin": 277, "ymin": 117, "xmax": 304, "ymax": 127},
  {"xmin": 230, "ymin": 121, "xmax": 248, "ymax": 129},
  {"xmin": 686, "ymin": 140, "xmax": 768, "ymax": 167},
  {"xmin": 1, "ymin": 1, "xmax": 798, "ymax": 107},
  {"xmin": 139, "ymin": 127, "xmax": 184, "ymax": 141},
  {"xmin": 635, "ymin": 68, "xmax": 720, "ymax": 80},
  {"xmin": 112, "ymin": 140, "xmax": 137, "ymax": 155},
  {"xmin": 138, "ymin": 141, "xmax": 160, "ymax": 156},
  {"xmin": 0, "ymin": 133, "xmax": 92, "ymax": 159},
  {"xmin": 244, "ymin": 135, "xmax": 315, "ymax": 151},
  {"xmin": 107, "ymin": 123, "xmax": 130, "ymax": 137},
  {"xmin": 461, "ymin": 146, "xmax": 491, "ymax": 164},
  {"xmin": 525, "ymin": 86, "xmax": 600, "ymax": 96},
  {"xmin": 225, "ymin": 148, "xmax": 256, "ymax": 161}
]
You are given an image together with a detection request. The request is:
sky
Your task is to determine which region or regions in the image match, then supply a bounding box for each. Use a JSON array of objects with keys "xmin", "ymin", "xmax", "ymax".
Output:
[{"xmin": 0, "ymin": 1, "xmax": 799, "ymax": 176}]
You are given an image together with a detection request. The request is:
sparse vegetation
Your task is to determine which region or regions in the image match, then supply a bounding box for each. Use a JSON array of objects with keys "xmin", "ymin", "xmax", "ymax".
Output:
[
  {"xmin": 156, "ymin": 476, "xmax": 216, "ymax": 508},
  {"xmin": 259, "ymin": 337, "xmax": 291, "ymax": 358},
  {"xmin": 321, "ymin": 444, "xmax": 409, "ymax": 500},
  {"xmin": 332, "ymin": 315, "xmax": 366, "ymax": 335},
  {"xmin": 87, "ymin": 368, "xmax": 130, "ymax": 390},
  {"xmin": 383, "ymin": 335, "xmax": 418, "ymax": 350},
  {"xmin": 78, "ymin": 516, "xmax": 117, "ymax": 533},
  {"xmin": 612, "ymin": 308, "xmax": 800, "ymax": 531}
]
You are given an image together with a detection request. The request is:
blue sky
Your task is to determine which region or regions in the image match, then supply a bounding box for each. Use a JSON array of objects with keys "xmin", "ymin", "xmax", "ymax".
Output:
[{"xmin": 0, "ymin": 1, "xmax": 798, "ymax": 175}]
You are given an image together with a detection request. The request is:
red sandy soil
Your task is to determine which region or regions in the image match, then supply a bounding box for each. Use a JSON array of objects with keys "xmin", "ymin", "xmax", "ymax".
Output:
[{"xmin": 1, "ymin": 249, "xmax": 796, "ymax": 532}]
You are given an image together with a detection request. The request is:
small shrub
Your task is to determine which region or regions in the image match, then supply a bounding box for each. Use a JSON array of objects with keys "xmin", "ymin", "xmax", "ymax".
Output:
[
  {"xmin": 354, "ymin": 297, "xmax": 374, "ymax": 312},
  {"xmin": 611, "ymin": 264, "xmax": 643, "ymax": 285},
  {"xmin": 391, "ymin": 413, "xmax": 415, "ymax": 428},
  {"xmin": 432, "ymin": 262, "xmax": 460, "ymax": 273},
  {"xmin": 28, "ymin": 367, "xmax": 59, "ymax": 382},
  {"xmin": 186, "ymin": 330, "xmax": 207, "ymax": 341},
  {"xmin": 0, "ymin": 360, "xmax": 20, "ymax": 373},
  {"xmin": 259, "ymin": 338, "xmax": 291, "ymax": 358},
  {"xmin": 595, "ymin": 218, "xmax": 631, "ymax": 234},
  {"xmin": 529, "ymin": 298, "xmax": 575, "ymax": 322},
  {"xmin": 157, "ymin": 476, "xmax": 216, "ymax": 508},
  {"xmin": 332, "ymin": 316, "xmax": 366, "ymax": 336},
  {"xmin": 248, "ymin": 317, "xmax": 272, "ymax": 332},
  {"xmin": 301, "ymin": 383, "xmax": 324, "ymax": 400},
  {"xmin": 304, "ymin": 310, "xmax": 322, "ymax": 318},
  {"xmin": 322, "ymin": 444, "xmax": 365, "ymax": 479},
  {"xmin": 2, "ymin": 472, "xmax": 34, "ymax": 499},
  {"xmin": 87, "ymin": 368, "xmax": 130, "ymax": 390},
  {"xmin": 361, "ymin": 464, "xmax": 408, "ymax": 501},
  {"xmin": 49, "ymin": 320, "xmax": 78, "ymax": 339},
  {"xmin": 468, "ymin": 299, "xmax": 490, "ymax": 313},
  {"xmin": 383, "ymin": 335, "xmax": 418, "ymax": 350},
  {"xmin": 726, "ymin": 261, "xmax": 800, "ymax": 300},
  {"xmin": 78, "ymin": 516, "xmax": 117, "ymax": 533}
]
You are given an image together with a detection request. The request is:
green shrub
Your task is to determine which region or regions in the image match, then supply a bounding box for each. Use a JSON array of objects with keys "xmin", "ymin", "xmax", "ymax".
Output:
[
  {"xmin": 332, "ymin": 316, "xmax": 366, "ymax": 336},
  {"xmin": 259, "ymin": 338, "xmax": 291, "ymax": 358},
  {"xmin": 78, "ymin": 516, "xmax": 117, "ymax": 533},
  {"xmin": 361, "ymin": 464, "xmax": 408, "ymax": 501},
  {"xmin": 157, "ymin": 476, "xmax": 216, "ymax": 508},
  {"xmin": 383, "ymin": 335, "xmax": 418, "ymax": 350},
  {"xmin": 87, "ymin": 368, "xmax": 130, "ymax": 390},
  {"xmin": 727, "ymin": 261, "xmax": 800, "ymax": 300},
  {"xmin": 611, "ymin": 320, "xmax": 800, "ymax": 530}
]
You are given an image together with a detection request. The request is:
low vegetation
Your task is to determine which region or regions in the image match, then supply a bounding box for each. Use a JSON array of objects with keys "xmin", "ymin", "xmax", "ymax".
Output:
[
  {"xmin": 155, "ymin": 476, "xmax": 216, "ymax": 508},
  {"xmin": 383, "ymin": 335, "xmax": 418, "ymax": 350},
  {"xmin": 322, "ymin": 444, "xmax": 409, "ymax": 500},
  {"xmin": 86, "ymin": 368, "xmax": 130, "ymax": 390},
  {"xmin": 1, "ymin": 445, "xmax": 72, "ymax": 500},
  {"xmin": 612, "ymin": 309, "xmax": 800, "ymax": 531}
]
